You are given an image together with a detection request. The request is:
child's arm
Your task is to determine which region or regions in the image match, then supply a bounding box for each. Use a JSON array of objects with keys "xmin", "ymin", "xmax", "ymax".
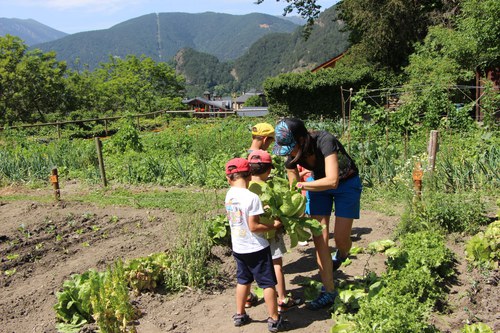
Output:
[
  {"xmin": 248, "ymin": 214, "xmax": 282, "ymax": 233},
  {"xmin": 286, "ymin": 167, "xmax": 299, "ymax": 185}
]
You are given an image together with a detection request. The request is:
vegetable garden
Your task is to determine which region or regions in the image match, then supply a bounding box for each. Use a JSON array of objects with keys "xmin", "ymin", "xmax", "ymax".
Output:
[{"xmin": 0, "ymin": 114, "xmax": 498, "ymax": 332}]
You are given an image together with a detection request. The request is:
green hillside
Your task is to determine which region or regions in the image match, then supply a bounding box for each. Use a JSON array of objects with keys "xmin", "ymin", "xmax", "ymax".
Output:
[
  {"xmin": 0, "ymin": 18, "xmax": 67, "ymax": 45},
  {"xmin": 33, "ymin": 12, "xmax": 298, "ymax": 70},
  {"xmin": 175, "ymin": 5, "xmax": 349, "ymax": 94},
  {"xmin": 173, "ymin": 47, "xmax": 235, "ymax": 97}
]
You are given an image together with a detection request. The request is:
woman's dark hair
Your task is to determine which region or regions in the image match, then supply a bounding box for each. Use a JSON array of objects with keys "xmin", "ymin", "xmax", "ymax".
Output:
[{"xmin": 283, "ymin": 118, "xmax": 313, "ymax": 164}]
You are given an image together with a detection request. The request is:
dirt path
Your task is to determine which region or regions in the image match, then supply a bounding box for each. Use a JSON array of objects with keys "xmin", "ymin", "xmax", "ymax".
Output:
[
  {"xmin": 1, "ymin": 188, "xmax": 498, "ymax": 333},
  {"xmin": 130, "ymin": 210, "xmax": 398, "ymax": 333}
]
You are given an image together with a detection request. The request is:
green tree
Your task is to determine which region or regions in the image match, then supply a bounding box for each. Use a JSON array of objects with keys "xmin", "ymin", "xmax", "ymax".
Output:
[
  {"xmin": 67, "ymin": 55, "xmax": 185, "ymax": 118},
  {"xmin": 256, "ymin": 0, "xmax": 323, "ymax": 36},
  {"xmin": 243, "ymin": 95, "xmax": 265, "ymax": 107},
  {"xmin": 338, "ymin": 0, "xmax": 459, "ymax": 72},
  {"xmin": 397, "ymin": 0, "xmax": 500, "ymax": 130},
  {"xmin": 458, "ymin": 0, "xmax": 500, "ymax": 69},
  {"xmin": 0, "ymin": 35, "xmax": 68, "ymax": 124}
]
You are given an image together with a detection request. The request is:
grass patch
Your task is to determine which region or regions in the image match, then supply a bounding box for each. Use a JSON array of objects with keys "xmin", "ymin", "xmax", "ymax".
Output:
[
  {"xmin": 361, "ymin": 185, "xmax": 409, "ymax": 216},
  {"xmin": 70, "ymin": 187, "xmax": 224, "ymax": 214},
  {"xmin": 1, "ymin": 193, "xmax": 55, "ymax": 203},
  {"xmin": 0, "ymin": 185, "xmax": 226, "ymax": 214}
]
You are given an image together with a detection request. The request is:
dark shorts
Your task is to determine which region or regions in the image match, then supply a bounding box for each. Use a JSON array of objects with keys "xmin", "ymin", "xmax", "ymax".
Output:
[
  {"xmin": 233, "ymin": 246, "xmax": 277, "ymax": 289},
  {"xmin": 306, "ymin": 175, "xmax": 362, "ymax": 219}
]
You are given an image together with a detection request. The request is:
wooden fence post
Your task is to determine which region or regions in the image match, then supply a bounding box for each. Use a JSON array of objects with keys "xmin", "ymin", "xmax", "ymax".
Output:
[
  {"xmin": 50, "ymin": 168, "xmax": 61, "ymax": 201},
  {"xmin": 347, "ymin": 87, "xmax": 353, "ymax": 154},
  {"xmin": 94, "ymin": 137, "xmax": 107, "ymax": 187},
  {"xmin": 427, "ymin": 130, "xmax": 439, "ymax": 173},
  {"xmin": 340, "ymin": 86, "xmax": 345, "ymax": 134}
]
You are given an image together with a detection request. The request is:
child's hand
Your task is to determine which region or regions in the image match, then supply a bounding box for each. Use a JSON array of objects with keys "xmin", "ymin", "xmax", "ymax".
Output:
[{"xmin": 273, "ymin": 219, "xmax": 283, "ymax": 229}]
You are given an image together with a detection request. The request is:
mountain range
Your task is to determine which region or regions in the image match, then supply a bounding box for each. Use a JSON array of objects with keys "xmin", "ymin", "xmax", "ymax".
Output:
[
  {"xmin": 174, "ymin": 5, "xmax": 349, "ymax": 95},
  {"xmin": 0, "ymin": 18, "xmax": 67, "ymax": 45},
  {"xmin": 1, "ymin": 6, "xmax": 349, "ymax": 95},
  {"xmin": 30, "ymin": 12, "xmax": 299, "ymax": 69}
]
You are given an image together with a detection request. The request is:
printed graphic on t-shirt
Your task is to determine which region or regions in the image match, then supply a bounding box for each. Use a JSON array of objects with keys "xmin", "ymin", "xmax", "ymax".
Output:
[{"xmin": 225, "ymin": 199, "xmax": 246, "ymax": 238}]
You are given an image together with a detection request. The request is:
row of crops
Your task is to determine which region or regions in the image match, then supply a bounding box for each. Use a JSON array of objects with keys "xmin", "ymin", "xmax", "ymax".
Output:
[
  {"xmin": 1, "ymin": 115, "xmax": 498, "ymax": 193},
  {"xmin": 1, "ymin": 115, "xmax": 498, "ymax": 332}
]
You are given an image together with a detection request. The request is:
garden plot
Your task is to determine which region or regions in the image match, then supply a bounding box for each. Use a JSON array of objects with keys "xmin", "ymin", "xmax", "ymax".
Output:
[{"xmin": 0, "ymin": 185, "xmax": 498, "ymax": 333}]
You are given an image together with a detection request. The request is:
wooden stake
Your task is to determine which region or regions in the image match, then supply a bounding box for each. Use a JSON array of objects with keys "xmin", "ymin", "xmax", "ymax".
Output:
[
  {"xmin": 404, "ymin": 129, "xmax": 408, "ymax": 161},
  {"xmin": 50, "ymin": 168, "xmax": 61, "ymax": 201},
  {"xmin": 347, "ymin": 88, "xmax": 353, "ymax": 154},
  {"xmin": 427, "ymin": 130, "xmax": 439, "ymax": 173},
  {"xmin": 340, "ymin": 86, "xmax": 345, "ymax": 135},
  {"xmin": 95, "ymin": 137, "xmax": 107, "ymax": 187},
  {"xmin": 412, "ymin": 162, "xmax": 423, "ymax": 198}
]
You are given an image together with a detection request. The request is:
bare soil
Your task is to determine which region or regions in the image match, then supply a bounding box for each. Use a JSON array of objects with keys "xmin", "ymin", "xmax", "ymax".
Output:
[{"xmin": 0, "ymin": 185, "xmax": 498, "ymax": 333}]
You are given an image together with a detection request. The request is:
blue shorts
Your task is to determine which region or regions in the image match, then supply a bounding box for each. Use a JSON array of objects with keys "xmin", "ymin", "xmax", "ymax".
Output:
[
  {"xmin": 306, "ymin": 175, "xmax": 362, "ymax": 219},
  {"xmin": 233, "ymin": 246, "xmax": 277, "ymax": 288}
]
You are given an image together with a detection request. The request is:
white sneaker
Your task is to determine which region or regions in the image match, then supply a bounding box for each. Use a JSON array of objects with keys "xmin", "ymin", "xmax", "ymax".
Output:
[{"xmin": 298, "ymin": 241, "xmax": 308, "ymax": 246}]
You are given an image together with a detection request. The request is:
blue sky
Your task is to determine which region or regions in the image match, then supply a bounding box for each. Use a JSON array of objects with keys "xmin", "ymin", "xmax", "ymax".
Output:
[{"xmin": 0, "ymin": 0, "xmax": 336, "ymax": 34}]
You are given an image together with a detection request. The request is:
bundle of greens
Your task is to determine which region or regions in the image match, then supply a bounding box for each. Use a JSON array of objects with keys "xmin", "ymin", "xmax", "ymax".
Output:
[{"xmin": 249, "ymin": 176, "xmax": 324, "ymax": 248}]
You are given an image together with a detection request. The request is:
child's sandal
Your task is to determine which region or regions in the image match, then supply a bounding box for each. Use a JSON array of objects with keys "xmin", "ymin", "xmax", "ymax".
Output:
[
  {"xmin": 245, "ymin": 292, "xmax": 258, "ymax": 308},
  {"xmin": 278, "ymin": 296, "xmax": 301, "ymax": 313}
]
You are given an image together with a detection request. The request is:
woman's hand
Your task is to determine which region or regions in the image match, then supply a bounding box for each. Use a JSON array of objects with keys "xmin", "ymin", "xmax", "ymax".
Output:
[{"xmin": 296, "ymin": 154, "xmax": 339, "ymax": 191}]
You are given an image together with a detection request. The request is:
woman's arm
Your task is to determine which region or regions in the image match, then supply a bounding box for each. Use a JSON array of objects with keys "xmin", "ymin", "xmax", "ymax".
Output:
[
  {"xmin": 248, "ymin": 215, "xmax": 282, "ymax": 232},
  {"xmin": 296, "ymin": 153, "xmax": 339, "ymax": 191}
]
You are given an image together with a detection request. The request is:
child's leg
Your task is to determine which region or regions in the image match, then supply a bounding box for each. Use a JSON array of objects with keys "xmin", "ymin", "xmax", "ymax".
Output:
[
  {"xmin": 263, "ymin": 287, "xmax": 279, "ymax": 320},
  {"xmin": 236, "ymin": 283, "xmax": 251, "ymax": 314},
  {"xmin": 273, "ymin": 257, "xmax": 286, "ymax": 302}
]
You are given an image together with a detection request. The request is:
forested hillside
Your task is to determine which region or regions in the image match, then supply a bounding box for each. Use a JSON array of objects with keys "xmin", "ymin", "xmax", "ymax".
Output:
[
  {"xmin": 0, "ymin": 18, "xmax": 67, "ymax": 45},
  {"xmin": 175, "ymin": 5, "xmax": 349, "ymax": 96},
  {"xmin": 33, "ymin": 12, "xmax": 298, "ymax": 70}
]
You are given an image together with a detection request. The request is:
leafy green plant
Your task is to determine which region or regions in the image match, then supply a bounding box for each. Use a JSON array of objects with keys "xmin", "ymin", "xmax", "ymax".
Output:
[
  {"xmin": 206, "ymin": 214, "xmax": 230, "ymax": 245},
  {"xmin": 54, "ymin": 270, "xmax": 101, "ymax": 332},
  {"xmin": 366, "ymin": 239, "xmax": 395, "ymax": 254},
  {"xmin": 298, "ymin": 277, "xmax": 324, "ymax": 302},
  {"xmin": 90, "ymin": 260, "xmax": 138, "ymax": 333},
  {"xmin": 251, "ymin": 176, "xmax": 324, "ymax": 247},
  {"xmin": 462, "ymin": 322, "xmax": 494, "ymax": 333},
  {"xmin": 331, "ymin": 231, "xmax": 455, "ymax": 333},
  {"xmin": 333, "ymin": 272, "xmax": 381, "ymax": 316},
  {"xmin": 6, "ymin": 253, "xmax": 19, "ymax": 261},
  {"xmin": 125, "ymin": 253, "xmax": 170, "ymax": 295},
  {"xmin": 108, "ymin": 116, "xmax": 143, "ymax": 154},
  {"xmin": 388, "ymin": 231, "xmax": 455, "ymax": 283},
  {"xmin": 465, "ymin": 220, "xmax": 500, "ymax": 269}
]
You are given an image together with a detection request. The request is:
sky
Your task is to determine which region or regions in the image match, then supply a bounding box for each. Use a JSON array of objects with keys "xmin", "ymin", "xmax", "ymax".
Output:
[{"xmin": 0, "ymin": 0, "xmax": 336, "ymax": 34}]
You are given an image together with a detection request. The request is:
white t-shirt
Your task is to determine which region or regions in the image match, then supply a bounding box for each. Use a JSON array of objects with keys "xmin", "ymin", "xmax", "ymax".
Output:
[{"xmin": 225, "ymin": 186, "xmax": 269, "ymax": 254}]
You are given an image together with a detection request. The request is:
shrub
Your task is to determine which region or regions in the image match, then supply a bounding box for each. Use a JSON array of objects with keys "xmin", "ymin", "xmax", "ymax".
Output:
[
  {"xmin": 398, "ymin": 191, "xmax": 489, "ymax": 235},
  {"xmin": 108, "ymin": 117, "xmax": 143, "ymax": 154}
]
